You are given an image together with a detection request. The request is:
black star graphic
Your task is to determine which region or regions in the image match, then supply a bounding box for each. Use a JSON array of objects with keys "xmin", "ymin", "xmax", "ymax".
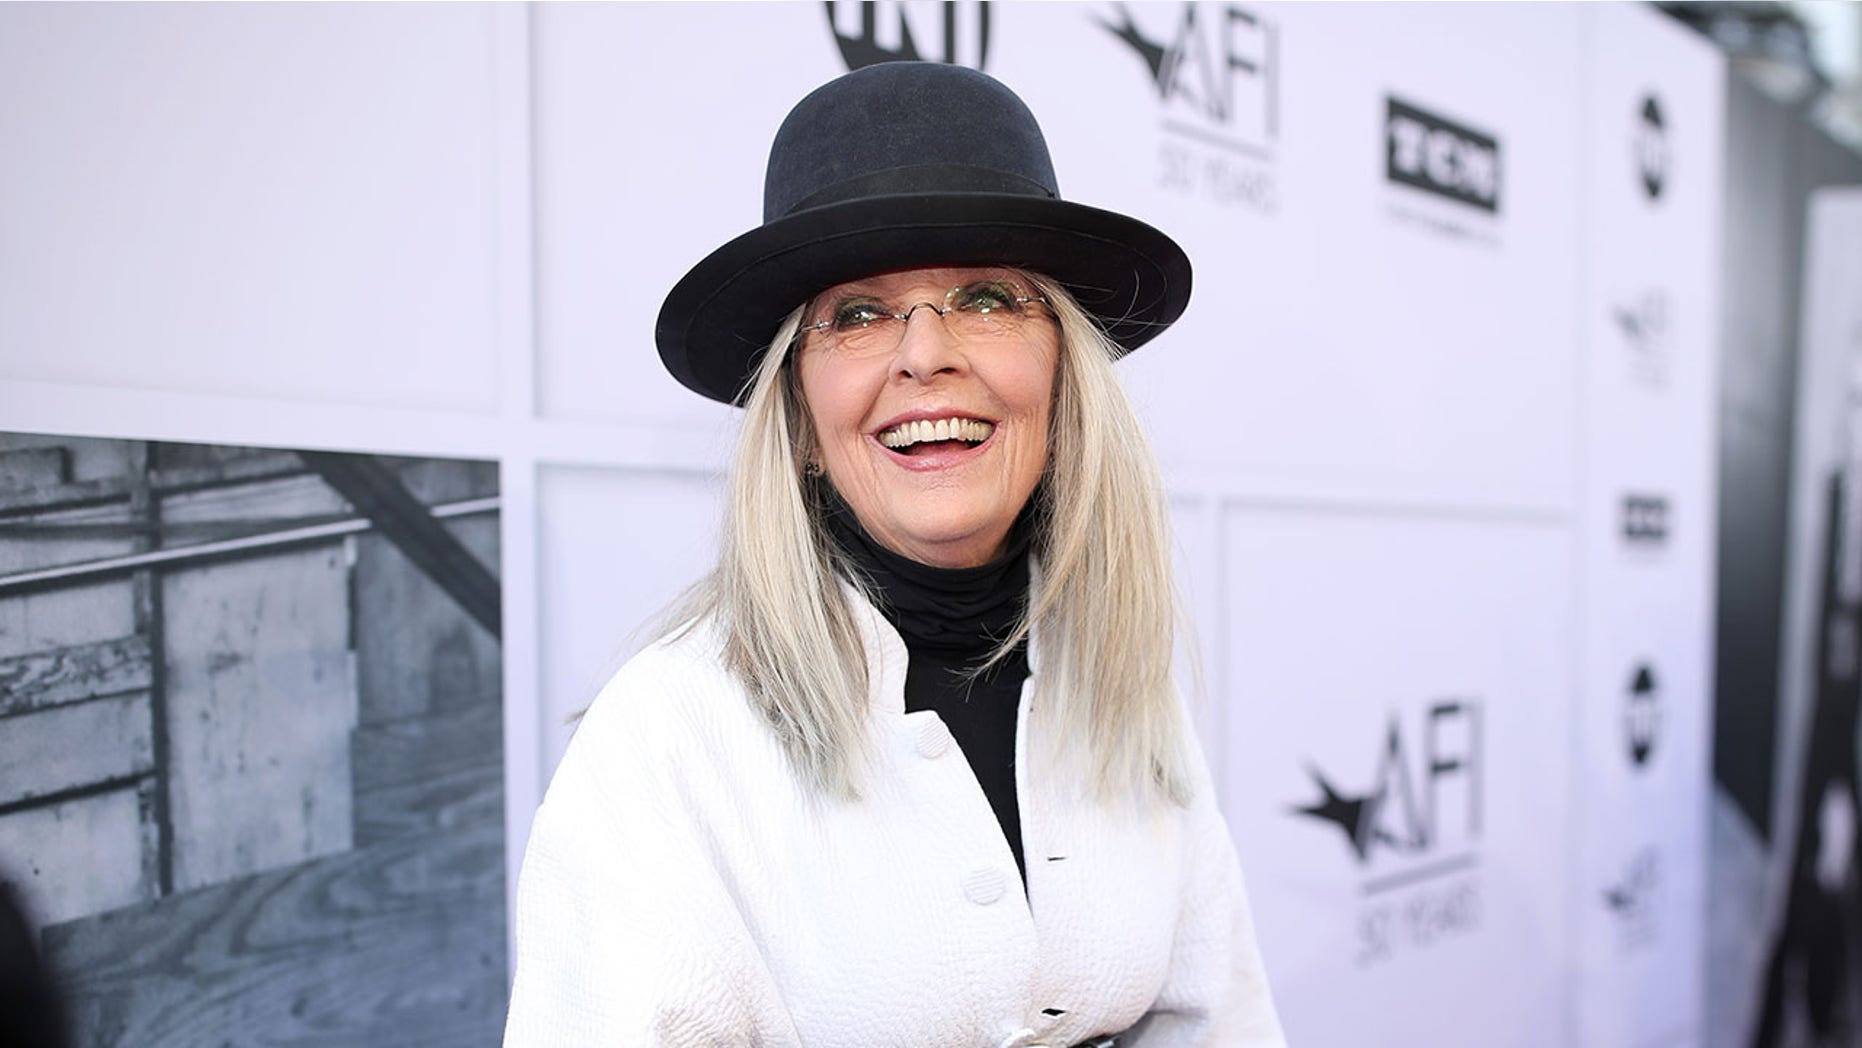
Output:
[
  {"xmin": 1291, "ymin": 765, "xmax": 1377, "ymax": 862},
  {"xmin": 1096, "ymin": 6, "xmax": 1170, "ymax": 93}
]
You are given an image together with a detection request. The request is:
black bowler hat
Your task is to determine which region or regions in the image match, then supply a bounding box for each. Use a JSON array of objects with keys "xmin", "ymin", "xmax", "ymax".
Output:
[{"xmin": 655, "ymin": 61, "xmax": 1193, "ymax": 405}]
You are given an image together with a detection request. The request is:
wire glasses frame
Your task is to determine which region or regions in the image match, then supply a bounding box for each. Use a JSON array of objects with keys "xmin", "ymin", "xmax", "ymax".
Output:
[{"xmin": 797, "ymin": 279, "xmax": 1052, "ymax": 357}]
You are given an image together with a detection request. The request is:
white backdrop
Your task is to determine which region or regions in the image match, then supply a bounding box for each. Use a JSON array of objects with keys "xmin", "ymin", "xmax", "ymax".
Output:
[{"xmin": 0, "ymin": 4, "xmax": 1723, "ymax": 1045}]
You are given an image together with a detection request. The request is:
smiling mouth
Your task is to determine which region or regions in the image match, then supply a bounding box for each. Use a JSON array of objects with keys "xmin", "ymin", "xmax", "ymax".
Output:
[{"xmin": 877, "ymin": 417, "xmax": 995, "ymax": 454}]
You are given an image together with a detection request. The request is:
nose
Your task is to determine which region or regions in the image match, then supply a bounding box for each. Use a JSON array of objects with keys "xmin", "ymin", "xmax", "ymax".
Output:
[{"xmin": 891, "ymin": 303, "xmax": 966, "ymax": 383}]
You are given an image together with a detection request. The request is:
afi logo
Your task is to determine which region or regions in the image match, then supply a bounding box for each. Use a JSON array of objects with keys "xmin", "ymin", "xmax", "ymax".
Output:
[
  {"xmin": 1603, "ymin": 847, "xmax": 1661, "ymax": 949},
  {"xmin": 1293, "ymin": 699, "xmax": 1483, "ymax": 865},
  {"xmin": 1386, "ymin": 97, "xmax": 1501, "ymax": 213},
  {"xmin": 1100, "ymin": 3, "xmax": 1277, "ymax": 142},
  {"xmin": 1614, "ymin": 288, "xmax": 1672, "ymax": 389},
  {"xmin": 825, "ymin": 1, "xmax": 991, "ymax": 72},
  {"xmin": 1613, "ymin": 288, "xmax": 1669, "ymax": 350},
  {"xmin": 1603, "ymin": 850, "xmax": 1658, "ymax": 915}
]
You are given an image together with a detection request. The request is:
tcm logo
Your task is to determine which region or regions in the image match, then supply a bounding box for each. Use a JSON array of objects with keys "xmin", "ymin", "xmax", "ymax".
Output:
[
  {"xmin": 1386, "ymin": 96, "xmax": 1501, "ymax": 213},
  {"xmin": 1625, "ymin": 662, "xmax": 1660, "ymax": 770},
  {"xmin": 1292, "ymin": 699, "xmax": 1483, "ymax": 868},
  {"xmin": 1636, "ymin": 94, "xmax": 1669, "ymax": 202},
  {"xmin": 1622, "ymin": 494, "xmax": 1670, "ymax": 546},
  {"xmin": 1099, "ymin": 3, "xmax": 1278, "ymax": 145},
  {"xmin": 824, "ymin": 1, "xmax": 991, "ymax": 72}
]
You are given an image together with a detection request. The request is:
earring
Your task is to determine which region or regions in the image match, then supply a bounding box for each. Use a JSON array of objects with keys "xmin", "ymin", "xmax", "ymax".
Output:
[{"xmin": 803, "ymin": 461, "xmax": 823, "ymax": 477}]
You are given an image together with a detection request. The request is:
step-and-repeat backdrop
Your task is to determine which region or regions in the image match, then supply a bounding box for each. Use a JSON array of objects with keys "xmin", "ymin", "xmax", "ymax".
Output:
[
  {"xmin": 0, "ymin": 4, "xmax": 1723, "ymax": 1044},
  {"xmin": 533, "ymin": 7, "xmax": 1723, "ymax": 1041}
]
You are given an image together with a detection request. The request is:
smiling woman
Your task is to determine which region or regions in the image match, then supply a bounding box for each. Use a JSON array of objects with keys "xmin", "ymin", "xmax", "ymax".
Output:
[
  {"xmin": 798, "ymin": 267, "xmax": 1058, "ymax": 569},
  {"xmin": 504, "ymin": 62, "xmax": 1286, "ymax": 1048}
]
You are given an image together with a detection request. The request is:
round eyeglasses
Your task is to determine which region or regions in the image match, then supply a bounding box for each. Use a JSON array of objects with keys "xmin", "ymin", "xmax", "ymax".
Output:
[{"xmin": 799, "ymin": 279, "xmax": 1051, "ymax": 357}]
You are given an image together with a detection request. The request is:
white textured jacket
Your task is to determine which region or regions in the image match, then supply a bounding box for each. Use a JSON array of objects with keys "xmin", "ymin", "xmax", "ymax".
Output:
[{"xmin": 504, "ymin": 587, "xmax": 1284, "ymax": 1047}]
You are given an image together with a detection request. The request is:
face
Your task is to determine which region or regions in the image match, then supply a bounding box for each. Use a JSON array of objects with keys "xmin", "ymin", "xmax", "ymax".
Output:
[{"xmin": 796, "ymin": 266, "xmax": 1059, "ymax": 569}]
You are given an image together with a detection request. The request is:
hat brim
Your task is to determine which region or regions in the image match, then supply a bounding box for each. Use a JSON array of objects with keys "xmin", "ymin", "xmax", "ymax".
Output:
[{"xmin": 655, "ymin": 193, "xmax": 1192, "ymax": 405}]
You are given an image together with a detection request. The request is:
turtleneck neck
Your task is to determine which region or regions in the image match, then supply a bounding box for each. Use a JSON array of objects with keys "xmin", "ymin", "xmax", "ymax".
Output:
[{"xmin": 823, "ymin": 491, "xmax": 1033, "ymax": 659}]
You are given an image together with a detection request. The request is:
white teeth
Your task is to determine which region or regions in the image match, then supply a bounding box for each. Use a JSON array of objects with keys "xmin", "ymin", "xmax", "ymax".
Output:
[{"xmin": 878, "ymin": 417, "xmax": 995, "ymax": 449}]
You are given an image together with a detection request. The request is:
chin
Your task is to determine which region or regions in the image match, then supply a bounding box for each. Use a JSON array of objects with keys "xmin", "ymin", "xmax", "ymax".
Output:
[{"xmin": 903, "ymin": 524, "xmax": 1010, "ymax": 565}]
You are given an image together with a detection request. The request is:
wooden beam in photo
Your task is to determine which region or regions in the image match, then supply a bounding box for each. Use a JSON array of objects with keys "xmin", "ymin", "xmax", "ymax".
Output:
[
  {"xmin": 296, "ymin": 452, "xmax": 500, "ymax": 637},
  {"xmin": 0, "ymin": 635, "xmax": 152, "ymax": 718},
  {"xmin": 0, "ymin": 693, "xmax": 155, "ymax": 811}
]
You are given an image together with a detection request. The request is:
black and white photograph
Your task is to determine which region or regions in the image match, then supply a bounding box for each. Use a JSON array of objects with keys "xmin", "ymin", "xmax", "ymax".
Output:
[{"xmin": 0, "ymin": 433, "xmax": 506, "ymax": 1047}]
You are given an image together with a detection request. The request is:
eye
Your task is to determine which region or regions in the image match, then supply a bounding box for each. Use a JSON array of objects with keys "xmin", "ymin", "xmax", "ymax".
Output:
[
  {"xmin": 949, "ymin": 280, "xmax": 1025, "ymax": 315},
  {"xmin": 830, "ymin": 299, "xmax": 894, "ymax": 331}
]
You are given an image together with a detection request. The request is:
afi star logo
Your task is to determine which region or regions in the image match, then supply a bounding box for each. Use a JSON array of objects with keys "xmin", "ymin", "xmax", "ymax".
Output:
[
  {"xmin": 1293, "ymin": 699, "xmax": 1484, "ymax": 865},
  {"xmin": 1605, "ymin": 849, "xmax": 1659, "ymax": 916},
  {"xmin": 1603, "ymin": 847, "xmax": 1661, "ymax": 949},
  {"xmin": 1612, "ymin": 289, "xmax": 1668, "ymax": 350},
  {"xmin": 1099, "ymin": 2, "xmax": 1276, "ymax": 138}
]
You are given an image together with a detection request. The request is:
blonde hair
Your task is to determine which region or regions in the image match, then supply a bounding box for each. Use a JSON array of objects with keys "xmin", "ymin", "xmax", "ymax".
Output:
[{"xmin": 658, "ymin": 279, "xmax": 1191, "ymax": 804}]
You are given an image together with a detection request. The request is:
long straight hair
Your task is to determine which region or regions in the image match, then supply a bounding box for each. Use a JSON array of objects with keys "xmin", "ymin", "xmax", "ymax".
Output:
[{"xmin": 658, "ymin": 280, "xmax": 1191, "ymax": 804}]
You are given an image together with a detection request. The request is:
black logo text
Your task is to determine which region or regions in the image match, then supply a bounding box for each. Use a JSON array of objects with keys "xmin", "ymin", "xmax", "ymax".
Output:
[
  {"xmin": 825, "ymin": 1, "xmax": 990, "ymax": 72},
  {"xmin": 1626, "ymin": 662, "xmax": 1660, "ymax": 770},
  {"xmin": 1636, "ymin": 94, "xmax": 1668, "ymax": 202},
  {"xmin": 1622, "ymin": 494, "xmax": 1670, "ymax": 546},
  {"xmin": 1386, "ymin": 96, "xmax": 1501, "ymax": 213}
]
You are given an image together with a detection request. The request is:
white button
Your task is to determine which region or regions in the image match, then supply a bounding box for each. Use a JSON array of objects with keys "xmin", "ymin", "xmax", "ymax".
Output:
[
  {"xmin": 916, "ymin": 719, "xmax": 951, "ymax": 759},
  {"xmin": 963, "ymin": 865, "xmax": 1007, "ymax": 905}
]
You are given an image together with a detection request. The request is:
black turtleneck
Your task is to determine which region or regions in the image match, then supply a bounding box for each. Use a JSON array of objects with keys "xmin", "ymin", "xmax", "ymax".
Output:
[{"xmin": 824, "ymin": 494, "xmax": 1034, "ymax": 883}]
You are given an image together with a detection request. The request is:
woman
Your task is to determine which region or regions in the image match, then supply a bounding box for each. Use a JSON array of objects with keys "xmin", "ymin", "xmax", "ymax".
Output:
[{"xmin": 505, "ymin": 62, "xmax": 1284, "ymax": 1047}]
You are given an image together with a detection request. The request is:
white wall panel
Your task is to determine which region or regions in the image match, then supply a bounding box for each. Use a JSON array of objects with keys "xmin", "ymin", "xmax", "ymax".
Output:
[
  {"xmin": 0, "ymin": 4, "xmax": 503, "ymax": 412},
  {"xmin": 1168, "ymin": 493, "xmax": 1225, "ymax": 794},
  {"xmin": 1220, "ymin": 507, "xmax": 1576, "ymax": 1047},
  {"xmin": 536, "ymin": 465, "xmax": 721, "ymax": 781},
  {"xmin": 530, "ymin": 4, "xmax": 831, "ymax": 431}
]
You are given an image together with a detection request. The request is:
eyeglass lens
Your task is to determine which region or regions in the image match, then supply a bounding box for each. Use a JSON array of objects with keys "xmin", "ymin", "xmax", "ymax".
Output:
[{"xmin": 808, "ymin": 280, "xmax": 1044, "ymax": 356}]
